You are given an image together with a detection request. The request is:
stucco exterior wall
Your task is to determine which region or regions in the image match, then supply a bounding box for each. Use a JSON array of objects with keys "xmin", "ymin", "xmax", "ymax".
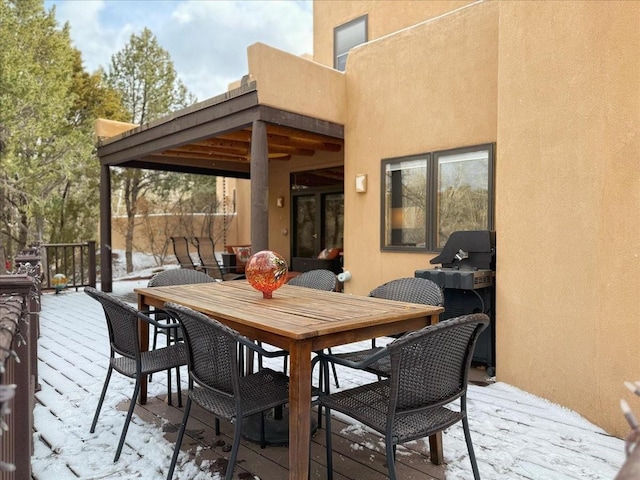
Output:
[
  {"xmin": 313, "ymin": 0, "xmax": 475, "ymax": 67},
  {"xmin": 247, "ymin": 42, "xmax": 346, "ymax": 124},
  {"xmin": 268, "ymin": 152, "xmax": 344, "ymax": 263},
  {"xmin": 341, "ymin": 2, "xmax": 499, "ymax": 295},
  {"xmin": 495, "ymin": 1, "xmax": 640, "ymax": 437}
]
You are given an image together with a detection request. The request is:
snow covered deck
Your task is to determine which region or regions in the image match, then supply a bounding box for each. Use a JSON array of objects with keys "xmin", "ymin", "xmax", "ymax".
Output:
[{"xmin": 32, "ymin": 279, "xmax": 625, "ymax": 479}]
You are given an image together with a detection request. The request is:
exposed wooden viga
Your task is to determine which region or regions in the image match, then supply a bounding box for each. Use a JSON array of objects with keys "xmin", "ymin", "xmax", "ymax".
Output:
[
  {"xmin": 95, "ymin": 119, "xmax": 343, "ymax": 165},
  {"xmin": 158, "ymin": 125, "xmax": 342, "ymax": 164}
]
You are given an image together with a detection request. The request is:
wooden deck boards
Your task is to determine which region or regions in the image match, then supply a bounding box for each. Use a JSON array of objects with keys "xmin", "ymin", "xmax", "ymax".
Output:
[
  {"xmin": 129, "ymin": 393, "xmax": 445, "ymax": 480},
  {"xmin": 31, "ymin": 285, "xmax": 626, "ymax": 480}
]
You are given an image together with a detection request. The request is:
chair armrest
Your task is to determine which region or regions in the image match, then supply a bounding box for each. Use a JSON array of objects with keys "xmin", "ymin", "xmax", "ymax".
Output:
[
  {"xmin": 136, "ymin": 309, "xmax": 181, "ymax": 330},
  {"xmin": 237, "ymin": 335, "xmax": 289, "ymax": 359},
  {"xmin": 315, "ymin": 346, "xmax": 389, "ymax": 370}
]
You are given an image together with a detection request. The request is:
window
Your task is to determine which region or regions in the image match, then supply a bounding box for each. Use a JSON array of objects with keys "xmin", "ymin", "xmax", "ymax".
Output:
[
  {"xmin": 334, "ymin": 15, "xmax": 367, "ymax": 71},
  {"xmin": 381, "ymin": 144, "xmax": 494, "ymax": 251}
]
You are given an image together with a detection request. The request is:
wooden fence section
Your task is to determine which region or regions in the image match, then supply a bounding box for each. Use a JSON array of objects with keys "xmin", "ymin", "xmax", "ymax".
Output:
[{"xmin": 0, "ymin": 274, "xmax": 40, "ymax": 480}]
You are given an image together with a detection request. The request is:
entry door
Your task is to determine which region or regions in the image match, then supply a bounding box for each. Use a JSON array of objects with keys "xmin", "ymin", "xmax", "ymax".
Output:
[{"xmin": 293, "ymin": 191, "xmax": 344, "ymax": 257}]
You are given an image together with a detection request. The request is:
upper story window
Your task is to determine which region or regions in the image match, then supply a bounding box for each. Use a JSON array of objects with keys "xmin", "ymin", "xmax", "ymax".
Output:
[
  {"xmin": 334, "ymin": 15, "xmax": 368, "ymax": 71},
  {"xmin": 381, "ymin": 144, "xmax": 495, "ymax": 251}
]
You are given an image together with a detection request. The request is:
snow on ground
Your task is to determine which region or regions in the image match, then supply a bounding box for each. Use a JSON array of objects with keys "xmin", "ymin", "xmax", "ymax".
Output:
[{"xmin": 29, "ymin": 252, "xmax": 627, "ymax": 479}]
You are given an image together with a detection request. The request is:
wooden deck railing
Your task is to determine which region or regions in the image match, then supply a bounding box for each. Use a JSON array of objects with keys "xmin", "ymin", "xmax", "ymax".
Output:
[
  {"xmin": 0, "ymin": 267, "xmax": 40, "ymax": 479},
  {"xmin": 37, "ymin": 241, "xmax": 97, "ymax": 291}
]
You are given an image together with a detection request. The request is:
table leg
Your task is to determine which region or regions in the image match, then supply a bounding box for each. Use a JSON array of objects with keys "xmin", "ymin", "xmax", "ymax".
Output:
[
  {"xmin": 287, "ymin": 340, "xmax": 312, "ymax": 480},
  {"xmin": 137, "ymin": 295, "xmax": 149, "ymax": 405},
  {"xmin": 429, "ymin": 432, "xmax": 443, "ymax": 464}
]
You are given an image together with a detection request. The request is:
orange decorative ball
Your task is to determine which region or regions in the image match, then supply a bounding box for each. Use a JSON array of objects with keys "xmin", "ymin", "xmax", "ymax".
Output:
[{"xmin": 245, "ymin": 250, "xmax": 288, "ymax": 299}]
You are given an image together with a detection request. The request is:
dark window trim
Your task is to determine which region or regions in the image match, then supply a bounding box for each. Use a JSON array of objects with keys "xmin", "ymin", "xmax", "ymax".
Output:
[
  {"xmin": 380, "ymin": 153, "xmax": 431, "ymax": 253},
  {"xmin": 333, "ymin": 14, "xmax": 368, "ymax": 71},
  {"xmin": 380, "ymin": 143, "xmax": 495, "ymax": 253}
]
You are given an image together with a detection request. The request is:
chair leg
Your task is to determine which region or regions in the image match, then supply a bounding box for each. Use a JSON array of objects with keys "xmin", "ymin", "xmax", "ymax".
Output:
[
  {"xmin": 260, "ymin": 411, "xmax": 266, "ymax": 449},
  {"xmin": 90, "ymin": 366, "xmax": 113, "ymax": 433},
  {"xmin": 317, "ymin": 356, "xmax": 332, "ymax": 429},
  {"xmin": 462, "ymin": 415, "xmax": 481, "ymax": 480},
  {"xmin": 385, "ymin": 440, "xmax": 397, "ymax": 480},
  {"xmin": 114, "ymin": 379, "xmax": 141, "ymax": 462},
  {"xmin": 226, "ymin": 419, "xmax": 243, "ymax": 480},
  {"xmin": 167, "ymin": 396, "xmax": 193, "ymax": 480},
  {"xmin": 325, "ymin": 405, "xmax": 333, "ymax": 480},
  {"xmin": 325, "ymin": 348, "xmax": 339, "ymax": 388},
  {"xmin": 166, "ymin": 367, "xmax": 173, "ymax": 406},
  {"xmin": 175, "ymin": 365, "xmax": 182, "ymax": 408},
  {"xmin": 149, "ymin": 326, "xmax": 159, "ymax": 382}
]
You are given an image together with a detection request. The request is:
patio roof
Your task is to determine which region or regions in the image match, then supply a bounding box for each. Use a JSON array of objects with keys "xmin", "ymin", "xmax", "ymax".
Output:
[
  {"xmin": 95, "ymin": 80, "xmax": 344, "ymax": 291},
  {"xmin": 96, "ymin": 80, "xmax": 344, "ymax": 178}
]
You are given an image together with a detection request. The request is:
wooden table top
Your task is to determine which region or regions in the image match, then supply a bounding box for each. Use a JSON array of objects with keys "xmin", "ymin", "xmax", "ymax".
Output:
[{"xmin": 135, "ymin": 280, "xmax": 443, "ymax": 341}]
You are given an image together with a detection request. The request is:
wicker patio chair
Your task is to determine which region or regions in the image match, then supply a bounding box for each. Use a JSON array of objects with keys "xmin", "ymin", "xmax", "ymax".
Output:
[
  {"xmin": 287, "ymin": 268, "xmax": 338, "ymax": 291},
  {"xmin": 330, "ymin": 277, "xmax": 444, "ymax": 378},
  {"xmin": 193, "ymin": 236, "xmax": 245, "ymax": 281},
  {"xmin": 170, "ymin": 236, "xmax": 198, "ymax": 270},
  {"xmin": 317, "ymin": 313, "xmax": 489, "ymax": 480},
  {"xmin": 147, "ymin": 268, "xmax": 217, "ymax": 406},
  {"xmin": 84, "ymin": 287, "xmax": 188, "ymax": 462},
  {"xmin": 288, "ymin": 269, "xmax": 340, "ymax": 388},
  {"xmin": 162, "ymin": 303, "xmax": 290, "ymax": 480}
]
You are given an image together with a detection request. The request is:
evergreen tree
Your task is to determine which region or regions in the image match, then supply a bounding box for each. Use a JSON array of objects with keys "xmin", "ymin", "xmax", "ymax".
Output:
[
  {"xmin": 105, "ymin": 27, "xmax": 196, "ymax": 272},
  {"xmin": 0, "ymin": 0, "xmax": 77, "ymax": 253}
]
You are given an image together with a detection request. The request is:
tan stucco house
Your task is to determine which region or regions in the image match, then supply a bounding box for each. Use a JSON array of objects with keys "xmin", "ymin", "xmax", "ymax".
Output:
[{"xmin": 96, "ymin": 0, "xmax": 640, "ymax": 438}]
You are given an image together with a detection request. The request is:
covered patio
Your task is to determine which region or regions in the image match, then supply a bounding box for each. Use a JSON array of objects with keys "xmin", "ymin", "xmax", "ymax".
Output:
[
  {"xmin": 32, "ymin": 278, "xmax": 625, "ymax": 479},
  {"xmin": 96, "ymin": 80, "xmax": 344, "ymax": 292}
]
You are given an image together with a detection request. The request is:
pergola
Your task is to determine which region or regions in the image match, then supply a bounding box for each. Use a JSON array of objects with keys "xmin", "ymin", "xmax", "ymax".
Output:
[{"xmin": 96, "ymin": 81, "xmax": 343, "ymax": 291}]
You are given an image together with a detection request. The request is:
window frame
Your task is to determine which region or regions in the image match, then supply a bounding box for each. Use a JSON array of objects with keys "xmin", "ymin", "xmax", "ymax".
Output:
[
  {"xmin": 334, "ymin": 15, "xmax": 368, "ymax": 71},
  {"xmin": 380, "ymin": 143, "xmax": 495, "ymax": 252}
]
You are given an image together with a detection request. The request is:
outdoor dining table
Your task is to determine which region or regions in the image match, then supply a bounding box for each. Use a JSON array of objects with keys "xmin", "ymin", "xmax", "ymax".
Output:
[{"xmin": 135, "ymin": 279, "xmax": 444, "ymax": 480}]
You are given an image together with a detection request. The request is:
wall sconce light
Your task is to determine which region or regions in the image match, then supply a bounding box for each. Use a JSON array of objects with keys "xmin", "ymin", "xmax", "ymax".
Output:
[
  {"xmin": 276, "ymin": 196, "xmax": 285, "ymax": 208},
  {"xmin": 355, "ymin": 174, "xmax": 367, "ymax": 193}
]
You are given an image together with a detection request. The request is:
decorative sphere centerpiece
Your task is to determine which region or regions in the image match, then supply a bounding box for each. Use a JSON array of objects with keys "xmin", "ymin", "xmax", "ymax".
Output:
[{"xmin": 245, "ymin": 250, "xmax": 288, "ymax": 299}]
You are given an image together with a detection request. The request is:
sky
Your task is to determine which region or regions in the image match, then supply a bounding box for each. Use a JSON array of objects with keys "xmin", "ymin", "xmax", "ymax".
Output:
[
  {"xmin": 29, "ymin": 252, "xmax": 627, "ymax": 479},
  {"xmin": 44, "ymin": 0, "xmax": 313, "ymax": 102}
]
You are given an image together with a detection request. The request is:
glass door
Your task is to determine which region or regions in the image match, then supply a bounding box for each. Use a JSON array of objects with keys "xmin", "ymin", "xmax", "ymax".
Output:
[
  {"xmin": 293, "ymin": 195, "xmax": 318, "ymax": 257},
  {"xmin": 291, "ymin": 166, "xmax": 344, "ymax": 258},
  {"xmin": 292, "ymin": 191, "xmax": 344, "ymax": 257}
]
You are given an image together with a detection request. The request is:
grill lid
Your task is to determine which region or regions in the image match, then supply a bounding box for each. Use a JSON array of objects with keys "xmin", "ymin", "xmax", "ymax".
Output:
[{"xmin": 430, "ymin": 230, "xmax": 496, "ymax": 270}]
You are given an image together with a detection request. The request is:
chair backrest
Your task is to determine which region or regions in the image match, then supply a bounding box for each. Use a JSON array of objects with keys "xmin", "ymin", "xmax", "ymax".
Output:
[
  {"xmin": 287, "ymin": 269, "xmax": 337, "ymax": 291},
  {"xmin": 194, "ymin": 237, "xmax": 216, "ymax": 264},
  {"xmin": 193, "ymin": 237, "xmax": 225, "ymax": 281},
  {"xmin": 84, "ymin": 286, "xmax": 142, "ymax": 360},
  {"xmin": 388, "ymin": 313, "xmax": 489, "ymax": 412},
  {"xmin": 148, "ymin": 268, "xmax": 216, "ymax": 287},
  {"xmin": 163, "ymin": 303, "xmax": 242, "ymax": 397},
  {"xmin": 369, "ymin": 277, "xmax": 444, "ymax": 307},
  {"xmin": 170, "ymin": 236, "xmax": 197, "ymax": 269}
]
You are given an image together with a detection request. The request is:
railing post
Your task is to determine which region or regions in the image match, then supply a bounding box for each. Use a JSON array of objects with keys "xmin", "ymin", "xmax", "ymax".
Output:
[
  {"xmin": 0, "ymin": 275, "xmax": 37, "ymax": 480},
  {"xmin": 12, "ymin": 254, "xmax": 41, "ymax": 386},
  {"xmin": 88, "ymin": 240, "xmax": 97, "ymax": 288}
]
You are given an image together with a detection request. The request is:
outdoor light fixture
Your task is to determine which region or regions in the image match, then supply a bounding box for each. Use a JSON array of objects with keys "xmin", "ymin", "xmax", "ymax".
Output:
[{"xmin": 355, "ymin": 174, "xmax": 367, "ymax": 193}]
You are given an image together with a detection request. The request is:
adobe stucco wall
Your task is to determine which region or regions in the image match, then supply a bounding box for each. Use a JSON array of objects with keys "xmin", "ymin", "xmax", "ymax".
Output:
[
  {"xmin": 495, "ymin": 1, "xmax": 640, "ymax": 438},
  {"xmin": 341, "ymin": 2, "xmax": 499, "ymax": 296},
  {"xmin": 304, "ymin": 0, "xmax": 640, "ymax": 437},
  {"xmin": 247, "ymin": 42, "xmax": 346, "ymax": 125},
  {"xmin": 313, "ymin": 0, "xmax": 475, "ymax": 68}
]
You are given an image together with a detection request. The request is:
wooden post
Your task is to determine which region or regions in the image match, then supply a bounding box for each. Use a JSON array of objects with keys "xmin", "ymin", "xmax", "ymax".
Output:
[
  {"xmin": 0, "ymin": 275, "xmax": 37, "ymax": 480},
  {"xmin": 100, "ymin": 164, "xmax": 113, "ymax": 292},
  {"xmin": 250, "ymin": 120, "xmax": 269, "ymax": 253}
]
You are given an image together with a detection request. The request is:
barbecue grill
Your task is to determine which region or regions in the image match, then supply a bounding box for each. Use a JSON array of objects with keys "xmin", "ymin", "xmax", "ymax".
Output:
[{"xmin": 415, "ymin": 230, "xmax": 497, "ymax": 375}]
